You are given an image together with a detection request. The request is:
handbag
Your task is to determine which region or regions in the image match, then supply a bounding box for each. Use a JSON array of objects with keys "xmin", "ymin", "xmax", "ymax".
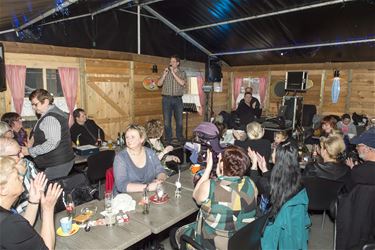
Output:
[{"xmin": 49, "ymin": 173, "xmax": 97, "ymax": 213}]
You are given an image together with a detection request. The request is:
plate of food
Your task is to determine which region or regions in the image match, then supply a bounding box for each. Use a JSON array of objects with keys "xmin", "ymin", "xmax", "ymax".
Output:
[{"xmin": 149, "ymin": 193, "xmax": 169, "ymax": 205}]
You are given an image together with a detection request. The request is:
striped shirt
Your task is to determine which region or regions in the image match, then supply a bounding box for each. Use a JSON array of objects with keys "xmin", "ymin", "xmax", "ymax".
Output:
[
  {"xmin": 29, "ymin": 105, "xmax": 62, "ymax": 157},
  {"xmin": 161, "ymin": 69, "xmax": 187, "ymax": 96}
]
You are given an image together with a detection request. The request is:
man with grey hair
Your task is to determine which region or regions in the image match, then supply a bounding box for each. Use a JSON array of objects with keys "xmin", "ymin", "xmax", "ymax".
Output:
[
  {"xmin": 0, "ymin": 138, "xmax": 38, "ymax": 214},
  {"xmin": 345, "ymin": 127, "xmax": 375, "ymax": 190}
]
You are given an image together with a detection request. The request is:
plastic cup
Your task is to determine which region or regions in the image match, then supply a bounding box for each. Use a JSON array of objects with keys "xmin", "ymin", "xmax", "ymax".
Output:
[
  {"xmin": 60, "ymin": 216, "xmax": 72, "ymax": 234},
  {"xmin": 191, "ymin": 164, "xmax": 201, "ymax": 174}
]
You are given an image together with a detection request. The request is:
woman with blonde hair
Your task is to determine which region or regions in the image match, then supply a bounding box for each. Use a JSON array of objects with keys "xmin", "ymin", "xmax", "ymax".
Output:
[
  {"xmin": 0, "ymin": 156, "xmax": 62, "ymax": 249},
  {"xmin": 303, "ymin": 134, "xmax": 350, "ymax": 182},
  {"xmin": 234, "ymin": 121, "xmax": 271, "ymax": 164},
  {"xmin": 113, "ymin": 124, "xmax": 167, "ymax": 194}
]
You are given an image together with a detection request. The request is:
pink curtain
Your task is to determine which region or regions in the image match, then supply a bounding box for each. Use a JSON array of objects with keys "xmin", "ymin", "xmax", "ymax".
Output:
[
  {"xmin": 232, "ymin": 77, "xmax": 243, "ymax": 110},
  {"xmin": 6, "ymin": 65, "xmax": 26, "ymax": 114},
  {"xmin": 58, "ymin": 67, "xmax": 78, "ymax": 127},
  {"xmin": 259, "ymin": 77, "xmax": 267, "ymax": 108},
  {"xmin": 197, "ymin": 75, "xmax": 205, "ymax": 116}
]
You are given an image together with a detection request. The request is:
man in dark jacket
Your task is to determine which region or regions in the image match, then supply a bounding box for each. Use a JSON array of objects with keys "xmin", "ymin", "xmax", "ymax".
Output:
[
  {"xmin": 70, "ymin": 108, "xmax": 105, "ymax": 146},
  {"xmin": 345, "ymin": 127, "xmax": 375, "ymax": 191},
  {"xmin": 236, "ymin": 92, "xmax": 261, "ymax": 128}
]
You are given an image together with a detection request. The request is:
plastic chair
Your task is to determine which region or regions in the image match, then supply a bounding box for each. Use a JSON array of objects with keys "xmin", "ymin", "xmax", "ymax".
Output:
[
  {"xmin": 180, "ymin": 212, "xmax": 270, "ymax": 250},
  {"xmin": 302, "ymin": 177, "xmax": 344, "ymax": 229},
  {"xmin": 86, "ymin": 150, "xmax": 115, "ymax": 197}
]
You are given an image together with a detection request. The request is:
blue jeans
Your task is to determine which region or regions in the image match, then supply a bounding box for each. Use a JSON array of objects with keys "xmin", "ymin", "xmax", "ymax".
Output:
[{"xmin": 162, "ymin": 96, "xmax": 183, "ymax": 144}]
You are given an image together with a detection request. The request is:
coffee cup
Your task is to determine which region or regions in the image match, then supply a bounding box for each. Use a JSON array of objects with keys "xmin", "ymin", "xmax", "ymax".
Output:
[
  {"xmin": 191, "ymin": 164, "xmax": 201, "ymax": 174},
  {"xmin": 60, "ymin": 216, "xmax": 72, "ymax": 234}
]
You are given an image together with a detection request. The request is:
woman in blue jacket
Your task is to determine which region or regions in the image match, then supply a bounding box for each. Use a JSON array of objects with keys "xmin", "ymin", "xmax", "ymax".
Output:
[{"xmin": 249, "ymin": 141, "xmax": 311, "ymax": 249}]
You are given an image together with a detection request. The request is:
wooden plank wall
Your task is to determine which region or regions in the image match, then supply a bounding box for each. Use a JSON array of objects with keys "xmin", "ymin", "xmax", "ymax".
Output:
[
  {"xmin": 84, "ymin": 58, "xmax": 132, "ymax": 140},
  {"xmin": 232, "ymin": 62, "xmax": 375, "ymax": 118}
]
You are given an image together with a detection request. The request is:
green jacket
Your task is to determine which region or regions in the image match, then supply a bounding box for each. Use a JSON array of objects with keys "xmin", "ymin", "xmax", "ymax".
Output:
[{"xmin": 261, "ymin": 189, "xmax": 311, "ymax": 250}]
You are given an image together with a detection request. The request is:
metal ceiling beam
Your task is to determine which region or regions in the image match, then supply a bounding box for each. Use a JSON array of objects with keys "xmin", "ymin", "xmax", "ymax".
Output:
[
  {"xmin": 92, "ymin": 0, "xmax": 132, "ymax": 16},
  {"xmin": 16, "ymin": 0, "xmax": 79, "ymax": 31},
  {"xmin": 39, "ymin": 13, "xmax": 92, "ymax": 26},
  {"xmin": 180, "ymin": 0, "xmax": 354, "ymax": 33},
  {"xmin": 143, "ymin": 5, "xmax": 213, "ymax": 57},
  {"xmin": 211, "ymin": 37, "xmax": 375, "ymax": 56},
  {"xmin": 118, "ymin": 9, "xmax": 158, "ymax": 19}
]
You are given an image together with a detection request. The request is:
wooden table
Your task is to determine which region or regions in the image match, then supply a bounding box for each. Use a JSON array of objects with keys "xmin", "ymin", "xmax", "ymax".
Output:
[
  {"xmin": 165, "ymin": 169, "xmax": 195, "ymax": 191},
  {"xmin": 53, "ymin": 200, "xmax": 151, "ymax": 250},
  {"xmin": 127, "ymin": 182, "xmax": 198, "ymax": 234}
]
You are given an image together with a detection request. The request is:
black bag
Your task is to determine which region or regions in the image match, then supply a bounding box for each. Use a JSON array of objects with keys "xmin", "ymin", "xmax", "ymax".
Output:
[{"xmin": 49, "ymin": 173, "xmax": 96, "ymax": 213}]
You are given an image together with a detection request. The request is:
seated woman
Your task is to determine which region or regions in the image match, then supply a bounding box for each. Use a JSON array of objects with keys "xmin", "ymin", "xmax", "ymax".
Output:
[
  {"xmin": 174, "ymin": 146, "xmax": 258, "ymax": 250},
  {"xmin": 113, "ymin": 124, "xmax": 167, "ymax": 194},
  {"xmin": 0, "ymin": 156, "xmax": 62, "ymax": 250},
  {"xmin": 1, "ymin": 112, "xmax": 28, "ymax": 146},
  {"xmin": 234, "ymin": 121, "xmax": 271, "ymax": 164},
  {"xmin": 144, "ymin": 119, "xmax": 180, "ymax": 175},
  {"xmin": 249, "ymin": 142, "xmax": 310, "ymax": 250},
  {"xmin": 321, "ymin": 115, "xmax": 340, "ymax": 137},
  {"xmin": 272, "ymin": 130, "xmax": 297, "ymax": 149},
  {"xmin": 0, "ymin": 121, "xmax": 14, "ymax": 139},
  {"xmin": 337, "ymin": 113, "xmax": 357, "ymax": 137},
  {"xmin": 303, "ymin": 134, "xmax": 350, "ymax": 182}
]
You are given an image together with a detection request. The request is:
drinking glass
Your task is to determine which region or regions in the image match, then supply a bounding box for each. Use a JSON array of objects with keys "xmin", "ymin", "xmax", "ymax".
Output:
[
  {"xmin": 104, "ymin": 192, "xmax": 113, "ymax": 213},
  {"xmin": 65, "ymin": 193, "xmax": 75, "ymax": 218},
  {"xmin": 156, "ymin": 183, "xmax": 164, "ymax": 201}
]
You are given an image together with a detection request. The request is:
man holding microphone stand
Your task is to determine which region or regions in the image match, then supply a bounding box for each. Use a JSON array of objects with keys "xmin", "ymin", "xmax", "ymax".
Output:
[{"xmin": 157, "ymin": 55, "xmax": 187, "ymax": 145}]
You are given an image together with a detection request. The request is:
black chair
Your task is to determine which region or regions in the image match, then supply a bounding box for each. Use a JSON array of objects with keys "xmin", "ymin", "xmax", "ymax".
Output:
[
  {"xmin": 335, "ymin": 185, "xmax": 375, "ymax": 250},
  {"xmin": 180, "ymin": 212, "xmax": 270, "ymax": 250},
  {"xmin": 302, "ymin": 177, "xmax": 344, "ymax": 229},
  {"xmin": 86, "ymin": 150, "xmax": 115, "ymax": 197}
]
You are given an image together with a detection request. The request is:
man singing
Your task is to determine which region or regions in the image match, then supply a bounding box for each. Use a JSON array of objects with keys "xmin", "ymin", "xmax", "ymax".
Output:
[{"xmin": 157, "ymin": 55, "xmax": 187, "ymax": 145}]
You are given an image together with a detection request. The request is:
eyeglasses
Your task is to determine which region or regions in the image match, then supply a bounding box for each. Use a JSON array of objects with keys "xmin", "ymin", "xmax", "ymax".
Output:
[
  {"xmin": 31, "ymin": 101, "xmax": 40, "ymax": 107},
  {"xmin": 9, "ymin": 148, "xmax": 23, "ymax": 159}
]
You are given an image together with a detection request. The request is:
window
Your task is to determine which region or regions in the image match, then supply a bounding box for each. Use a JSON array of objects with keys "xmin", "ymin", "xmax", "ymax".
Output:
[{"xmin": 15, "ymin": 68, "xmax": 69, "ymax": 117}]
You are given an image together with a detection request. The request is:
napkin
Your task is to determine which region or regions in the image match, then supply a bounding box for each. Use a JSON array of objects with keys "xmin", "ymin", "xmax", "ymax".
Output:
[{"xmin": 111, "ymin": 193, "xmax": 136, "ymax": 214}]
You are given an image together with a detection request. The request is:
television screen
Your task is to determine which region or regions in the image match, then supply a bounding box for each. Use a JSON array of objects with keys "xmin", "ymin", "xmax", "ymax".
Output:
[{"xmin": 285, "ymin": 71, "xmax": 307, "ymax": 91}]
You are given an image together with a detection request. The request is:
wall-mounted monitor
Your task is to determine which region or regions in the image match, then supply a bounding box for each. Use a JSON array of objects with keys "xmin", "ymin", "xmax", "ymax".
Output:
[{"xmin": 285, "ymin": 71, "xmax": 308, "ymax": 92}]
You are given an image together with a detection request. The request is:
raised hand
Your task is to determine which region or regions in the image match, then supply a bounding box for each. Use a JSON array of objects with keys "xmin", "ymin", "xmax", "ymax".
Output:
[
  {"xmin": 256, "ymin": 152, "xmax": 268, "ymax": 173},
  {"xmin": 28, "ymin": 172, "xmax": 48, "ymax": 204},
  {"xmin": 205, "ymin": 149, "xmax": 213, "ymax": 173},
  {"xmin": 40, "ymin": 183, "xmax": 62, "ymax": 212}
]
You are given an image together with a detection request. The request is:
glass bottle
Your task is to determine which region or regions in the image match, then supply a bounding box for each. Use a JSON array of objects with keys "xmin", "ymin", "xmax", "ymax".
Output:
[
  {"xmin": 142, "ymin": 187, "xmax": 149, "ymax": 214},
  {"xmin": 97, "ymin": 129, "xmax": 102, "ymax": 147}
]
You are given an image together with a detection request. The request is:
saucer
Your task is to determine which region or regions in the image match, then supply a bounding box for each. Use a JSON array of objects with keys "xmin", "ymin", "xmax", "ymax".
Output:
[
  {"xmin": 150, "ymin": 194, "xmax": 169, "ymax": 205},
  {"xmin": 57, "ymin": 224, "xmax": 79, "ymax": 237}
]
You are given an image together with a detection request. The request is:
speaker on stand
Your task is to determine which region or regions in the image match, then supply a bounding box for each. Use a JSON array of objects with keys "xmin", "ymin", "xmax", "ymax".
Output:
[
  {"xmin": 203, "ymin": 57, "xmax": 222, "ymax": 121},
  {"xmin": 282, "ymin": 96, "xmax": 303, "ymax": 130}
]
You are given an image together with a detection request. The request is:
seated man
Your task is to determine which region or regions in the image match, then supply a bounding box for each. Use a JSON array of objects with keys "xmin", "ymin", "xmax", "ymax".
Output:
[
  {"xmin": 70, "ymin": 108, "xmax": 105, "ymax": 146},
  {"xmin": 236, "ymin": 92, "xmax": 261, "ymax": 127}
]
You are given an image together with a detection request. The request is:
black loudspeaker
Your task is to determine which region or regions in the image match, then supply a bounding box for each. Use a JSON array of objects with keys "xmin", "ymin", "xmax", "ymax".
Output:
[
  {"xmin": 0, "ymin": 43, "xmax": 6, "ymax": 92},
  {"xmin": 283, "ymin": 96, "xmax": 303, "ymax": 130},
  {"xmin": 206, "ymin": 58, "xmax": 222, "ymax": 83}
]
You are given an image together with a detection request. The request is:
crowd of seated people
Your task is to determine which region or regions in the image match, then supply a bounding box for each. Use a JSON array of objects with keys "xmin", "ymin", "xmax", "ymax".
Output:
[{"xmin": 2, "ymin": 83, "xmax": 375, "ymax": 250}]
